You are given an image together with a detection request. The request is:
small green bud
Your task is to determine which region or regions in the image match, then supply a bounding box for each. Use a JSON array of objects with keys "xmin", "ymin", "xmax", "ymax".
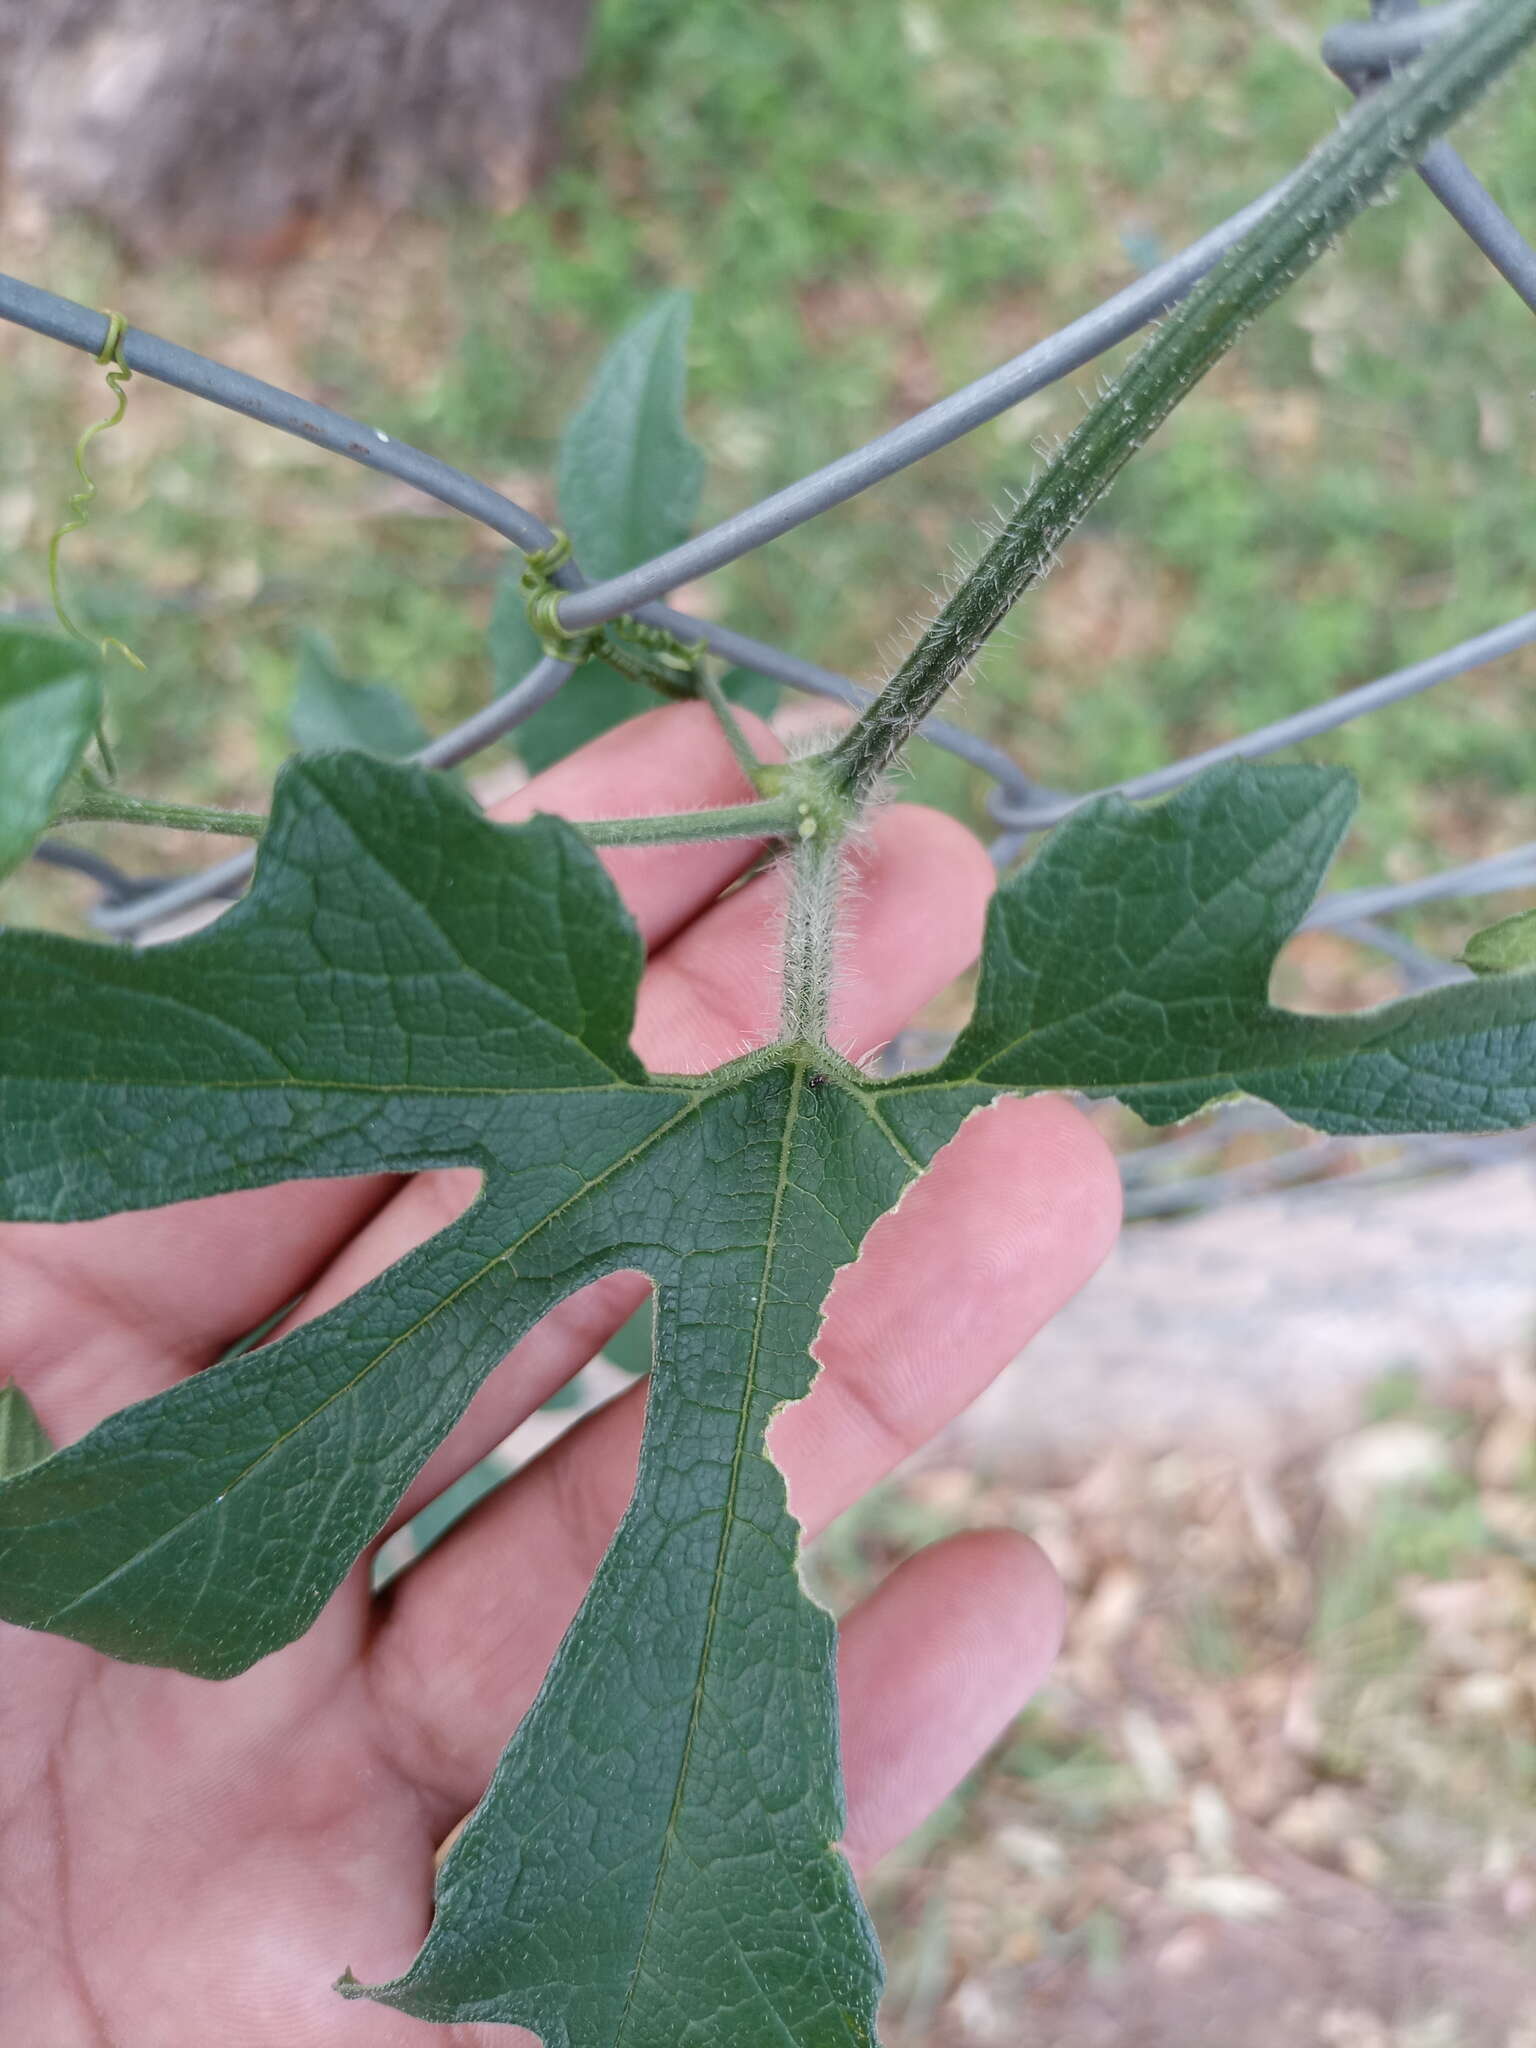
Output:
[
  {"xmin": 1461, "ymin": 909, "xmax": 1536, "ymax": 977},
  {"xmin": 0, "ymin": 1380, "xmax": 53, "ymax": 1478}
]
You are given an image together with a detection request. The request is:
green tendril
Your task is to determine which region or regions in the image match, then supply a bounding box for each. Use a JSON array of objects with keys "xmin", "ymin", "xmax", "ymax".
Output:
[
  {"xmin": 520, "ymin": 532, "xmax": 604, "ymax": 665},
  {"xmin": 519, "ymin": 529, "xmax": 707, "ymax": 699},
  {"xmin": 608, "ymin": 615, "xmax": 706, "ymax": 675},
  {"xmin": 47, "ymin": 311, "xmax": 145, "ymax": 758}
]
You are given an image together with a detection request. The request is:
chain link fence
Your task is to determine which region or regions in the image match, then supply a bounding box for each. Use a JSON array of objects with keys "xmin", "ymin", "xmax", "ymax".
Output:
[{"xmin": 2, "ymin": 0, "xmax": 1533, "ymax": 1217}]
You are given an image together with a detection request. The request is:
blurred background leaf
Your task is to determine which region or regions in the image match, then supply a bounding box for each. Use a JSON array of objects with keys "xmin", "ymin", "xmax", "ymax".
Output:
[
  {"xmin": 288, "ymin": 631, "xmax": 430, "ymax": 759},
  {"xmin": 0, "ymin": 628, "xmax": 100, "ymax": 881}
]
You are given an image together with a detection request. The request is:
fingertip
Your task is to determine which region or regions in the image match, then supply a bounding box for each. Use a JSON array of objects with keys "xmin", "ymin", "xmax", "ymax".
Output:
[
  {"xmin": 916, "ymin": 1524, "xmax": 1068, "ymax": 1684},
  {"xmin": 969, "ymin": 1525, "xmax": 1069, "ymax": 1679},
  {"xmin": 838, "ymin": 1527, "xmax": 1065, "ymax": 1875}
]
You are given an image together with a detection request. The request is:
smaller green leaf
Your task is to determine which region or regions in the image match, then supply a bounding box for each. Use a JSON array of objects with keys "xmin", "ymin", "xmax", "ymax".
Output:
[
  {"xmin": 289, "ymin": 633, "xmax": 428, "ymax": 759},
  {"xmin": 0, "ymin": 628, "xmax": 102, "ymax": 882},
  {"xmin": 487, "ymin": 294, "xmax": 719, "ymax": 773},
  {"xmin": 880, "ymin": 763, "xmax": 1536, "ymax": 1143},
  {"xmin": 557, "ymin": 291, "xmax": 704, "ymax": 586},
  {"xmin": 0, "ymin": 1381, "xmax": 53, "ymax": 1479},
  {"xmin": 1462, "ymin": 909, "xmax": 1536, "ymax": 977},
  {"xmin": 487, "ymin": 295, "xmax": 777, "ymax": 771}
]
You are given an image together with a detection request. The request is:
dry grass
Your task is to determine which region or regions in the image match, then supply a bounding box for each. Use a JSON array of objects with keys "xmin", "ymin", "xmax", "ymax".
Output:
[{"xmin": 809, "ymin": 1357, "xmax": 1536, "ymax": 2044}]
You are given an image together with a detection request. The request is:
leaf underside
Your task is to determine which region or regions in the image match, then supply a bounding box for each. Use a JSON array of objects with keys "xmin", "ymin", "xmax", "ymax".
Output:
[{"xmin": 1, "ymin": 753, "xmax": 1532, "ymax": 2044}]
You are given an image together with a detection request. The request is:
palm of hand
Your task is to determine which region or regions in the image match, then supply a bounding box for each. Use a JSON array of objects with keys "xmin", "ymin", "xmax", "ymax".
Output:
[{"xmin": 0, "ymin": 710, "xmax": 1118, "ymax": 2046}]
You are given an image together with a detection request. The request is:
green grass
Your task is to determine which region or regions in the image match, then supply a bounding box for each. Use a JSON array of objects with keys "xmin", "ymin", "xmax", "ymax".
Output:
[
  {"xmin": 997, "ymin": 1716, "xmax": 1147, "ymax": 1829},
  {"xmin": 2, "ymin": 0, "xmax": 1532, "ymax": 941}
]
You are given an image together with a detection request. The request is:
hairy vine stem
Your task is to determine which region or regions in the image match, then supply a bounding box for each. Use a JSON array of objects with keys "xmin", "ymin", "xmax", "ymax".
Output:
[
  {"xmin": 754, "ymin": 758, "xmax": 862, "ymax": 1044},
  {"xmin": 778, "ymin": 829, "xmax": 844, "ymax": 1046},
  {"xmin": 52, "ymin": 788, "xmax": 269, "ymax": 837},
  {"xmin": 825, "ymin": 0, "xmax": 1536, "ymax": 802},
  {"xmin": 697, "ymin": 666, "xmax": 768, "ymax": 787},
  {"xmin": 50, "ymin": 785, "xmax": 805, "ymax": 852},
  {"xmin": 576, "ymin": 796, "xmax": 800, "ymax": 848}
]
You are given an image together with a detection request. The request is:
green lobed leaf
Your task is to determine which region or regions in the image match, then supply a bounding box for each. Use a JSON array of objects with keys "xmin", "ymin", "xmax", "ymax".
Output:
[
  {"xmin": 288, "ymin": 631, "xmax": 430, "ymax": 759},
  {"xmin": 1463, "ymin": 908, "xmax": 1536, "ymax": 977},
  {"xmin": 0, "ymin": 1381, "xmax": 53, "ymax": 1478},
  {"xmin": 879, "ymin": 764, "xmax": 1536, "ymax": 1146},
  {"xmin": 349, "ymin": 1059, "xmax": 915, "ymax": 2042},
  {"xmin": 0, "ymin": 752, "xmax": 934, "ymax": 2040},
  {"xmin": 0, "ymin": 628, "xmax": 102, "ymax": 883},
  {"xmin": 1, "ymin": 754, "xmax": 1533, "ymax": 2043}
]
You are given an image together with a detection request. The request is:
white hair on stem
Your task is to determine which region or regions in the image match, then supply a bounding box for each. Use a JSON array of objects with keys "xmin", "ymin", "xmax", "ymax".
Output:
[{"xmin": 772, "ymin": 721, "xmax": 877, "ymax": 1050}]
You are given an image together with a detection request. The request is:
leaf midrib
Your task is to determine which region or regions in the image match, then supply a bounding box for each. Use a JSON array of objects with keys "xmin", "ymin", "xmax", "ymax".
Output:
[
  {"xmin": 613, "ymin": 1062, "xmax": 806, "ymax": 2048},
  {"xmin": 3, "ymin": 1071, "xmax": 655, "ymax": 1099},
  {"xmin": 882, "ymin": 983, "xmax": 1535, "ymax": 1102}
]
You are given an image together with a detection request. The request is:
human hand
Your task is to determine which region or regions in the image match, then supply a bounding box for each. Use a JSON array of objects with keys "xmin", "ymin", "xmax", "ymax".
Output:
[{"xmin": 0, "ymin": 705, "xmax": 1120, "ymax": 2046}]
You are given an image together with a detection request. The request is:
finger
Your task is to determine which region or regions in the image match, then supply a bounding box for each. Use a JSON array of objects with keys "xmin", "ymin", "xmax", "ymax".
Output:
[
  {"xmin": 772, "ymin": 1092, "xmax": 1122, "ymax": 1531},
  {"xmin": 372, "ymin": 1092, "xmax": 1118, "ymax": 1802},
  {"xmin": 838, "ymin": 1530, "xmax": 1065, "ymax": 1875},
  {"xmin": 329, "ymin": 802, "xmax": 996, "ymax": 1537},
  {"xmin": 1, "ymin": 704, "xmax": 776, "ymax": 1439},
  {"xmin": 0, "ymin": 1190, "xmax": 406, "ymax": 1450}
]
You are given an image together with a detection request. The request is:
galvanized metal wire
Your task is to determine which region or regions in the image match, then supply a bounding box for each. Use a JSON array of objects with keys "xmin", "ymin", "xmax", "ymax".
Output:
[{"xmin": 2, "ymin": 1, "xmax": 1533, "ymax": 1212}]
